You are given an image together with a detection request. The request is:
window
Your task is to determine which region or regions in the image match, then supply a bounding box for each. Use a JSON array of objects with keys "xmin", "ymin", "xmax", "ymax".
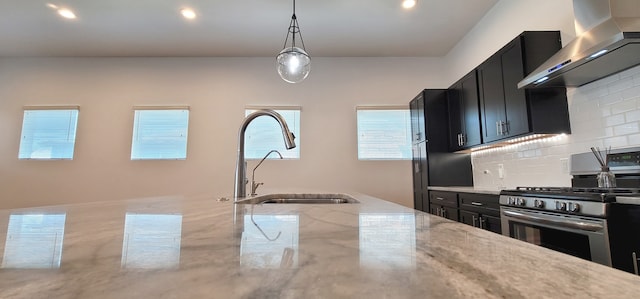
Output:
[
  {"xmin": 131, "ymin": 107, "xmax": 189, "ymax": 160},
  {"xmin": 244, "ymin": 107, "xmax": 300, "ymax": 159},
  {"xmin": 356, "ymin": 107, "xmax": 412, "ymax": 160},
  {"xmin": 18, "ymin": 107, "xmax": 79, "ymax": 160}
]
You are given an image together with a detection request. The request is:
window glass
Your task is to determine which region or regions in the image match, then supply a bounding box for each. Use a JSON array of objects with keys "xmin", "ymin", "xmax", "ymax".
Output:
[
  {"xmin": 357, "ymin": 108, "xmax": 412, "ymax": 160},
  {"xmin": 244, "ymin": 108, "xmax": 300, "ymax": 159},
  {"xmin": 18, "ymin": 109, "xmax": 79, "ymax": 160},
  {"xmin": 131, "ymin": 109, "xmax": 189, "ymax": 160}
]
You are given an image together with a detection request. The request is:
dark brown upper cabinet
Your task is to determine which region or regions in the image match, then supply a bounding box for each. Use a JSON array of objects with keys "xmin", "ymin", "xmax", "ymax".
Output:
[
  {"xmin": 448, "ymin": 70, "xmax": 482, "ymax": 151},
  {"xmin": 477, "ymin": 31, "xmax": 571, "ymax": 144}
]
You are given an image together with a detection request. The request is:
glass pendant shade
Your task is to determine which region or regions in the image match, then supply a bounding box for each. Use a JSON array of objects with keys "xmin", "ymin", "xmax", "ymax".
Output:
[{"xmin": 277, "ymin": 47, "xmax": 310, "ymax": 83}]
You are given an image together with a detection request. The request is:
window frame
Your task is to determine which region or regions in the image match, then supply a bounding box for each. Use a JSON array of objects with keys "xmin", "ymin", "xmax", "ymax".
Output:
[
  {"xmin": 130, "ymin": 106, "xmax": 190, "ymax": 161},
  {"xmin": 356, "ymin": 106, "xmax": 412, "ymax": 161},
  {"xmin": 18, "ymin": 105, "xmax": 80, "ymax": 160},
  {"xmin": 244, "ymin": 106, "xmax": 301, "ymax": 160}
]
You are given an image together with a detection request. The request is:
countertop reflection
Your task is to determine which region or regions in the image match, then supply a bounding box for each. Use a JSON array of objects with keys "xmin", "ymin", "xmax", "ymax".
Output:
[{"xmin": 0, "ymin": 193, "xmax": 639, "ymax": 298}]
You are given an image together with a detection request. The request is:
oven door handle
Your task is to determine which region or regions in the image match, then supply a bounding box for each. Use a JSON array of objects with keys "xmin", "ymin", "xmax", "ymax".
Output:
[{"xmin": 502, "ymin": 210, "xmax": 604, "ymax": 232}]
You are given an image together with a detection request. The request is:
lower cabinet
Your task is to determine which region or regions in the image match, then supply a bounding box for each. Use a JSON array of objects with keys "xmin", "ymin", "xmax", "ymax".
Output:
[
  {"xmin": 428, "ymin": 191, "xmax": 459, "ymax": 222},
  {"xmin": 428, "ymin": 190, "xmax": 501, "ymax": 234},
  {"xmin": 458, "ymin": 192, "xmax": 501, "ymax": 234},
  {"xmin": 608, "ymin": 204, "xmax": 640, "ymax": 275},
  {"xmin": 459, "ymin": 210, "xmax": 501, "ymax": 234}
]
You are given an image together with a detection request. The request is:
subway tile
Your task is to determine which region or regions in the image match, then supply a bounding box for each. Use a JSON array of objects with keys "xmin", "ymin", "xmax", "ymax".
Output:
[
  {"xmin": 613, "ymin": 122, "xmax": 640, "ymax": 136},
  {"xmin": 621, "ymin": 86, "xmax": 640, "ymax": 101},
  {"xmin": 611, "ymin": 99, "xmax": 637, "ymax": 114},
  {"xmin": 627, "ymin": 133, "xmax": 640, "ymax": 145},
  {"xmin": 599, "ymin": 92, "xmax": 624, "ymax": 106},
  {"xmin": 618, "ymin": 65, "xmax": 640, "ymax": 79},
  {"xmin": 608, "ymin": 76, "xmax": 634, "ymax": 94},
  {"xmin": 603, "ymin": 136, "xmax": 628, "ymax": 148},
  {"xmin": 626, "ymin": 109, "xmax": 640, "ymax": 122},
  {"xmin": 605, "ymin": 114, "xmax": 626, "ymax": 127}
]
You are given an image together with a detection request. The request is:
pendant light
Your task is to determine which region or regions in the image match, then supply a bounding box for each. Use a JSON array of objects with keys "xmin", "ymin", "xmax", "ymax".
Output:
[{"xmin": 276, "ymin": 0, "xmax": 310, "ymax": 83}]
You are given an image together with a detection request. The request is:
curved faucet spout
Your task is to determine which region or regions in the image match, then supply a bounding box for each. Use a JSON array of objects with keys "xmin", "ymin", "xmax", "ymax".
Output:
[{"xmin": 234, "ymin": 109, "xmax": 296, "ymax": 200}]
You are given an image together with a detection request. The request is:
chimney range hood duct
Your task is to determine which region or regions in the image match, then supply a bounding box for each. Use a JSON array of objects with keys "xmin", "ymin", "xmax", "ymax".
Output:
[{"xmin": 518, "ymin": 0, "xmax": 640, "ymax": 89}]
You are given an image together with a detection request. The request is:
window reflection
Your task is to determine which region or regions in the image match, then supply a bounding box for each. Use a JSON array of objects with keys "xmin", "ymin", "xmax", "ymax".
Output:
[
  {"xmin": 2, "ymin": 213, "xmax": 66, "ymax": 269},
  {"xmin": 121, "ymin": 213, "xmax": 182, "ymax": 269},
  {"xmin": 359, "ymin": 213, "xmax": 416, "ymax": 269},
  {"xmin": 240, "ymin": 214, "xmax": 299, "ymax": 269}
]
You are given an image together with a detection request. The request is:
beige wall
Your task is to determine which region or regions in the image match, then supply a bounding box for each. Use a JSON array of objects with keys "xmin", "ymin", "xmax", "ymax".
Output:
[
  {"xmin": 0, "ymin": 57, "xmax": 445, "ymax": 209},
  {"xmin": 0, "ymin": 0, "xmax": 589, "ymax": 208}
]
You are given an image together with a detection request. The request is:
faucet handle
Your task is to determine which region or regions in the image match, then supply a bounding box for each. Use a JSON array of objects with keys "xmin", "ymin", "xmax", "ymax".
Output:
[{"xmin": 251, "ymin": 182, "xmax": 264, "ymax": 196}]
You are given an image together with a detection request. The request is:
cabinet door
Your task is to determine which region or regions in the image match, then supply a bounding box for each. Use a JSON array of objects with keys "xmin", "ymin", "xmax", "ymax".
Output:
[
  {"xmin": 459, "ymin": 210, "xmax": 479, "ymax": 227},
  {"xmin": 461, "ymin": 72, "xmax": 482, "ymax": 147},
  {"xmin": 411, "ymin": 142, "xmax": 429, "ymax": 212},
  {"xmin": 478, "ymin": 56, "xmax": 506, "ymax": 143},
  {"xmin": 442, "ymin": 206, "xmax": 459, "ymax": 222},
  {"xmin": 429, "ymin": 205, "xmax": 439, "ymax": 217},
  {"xmin": 410, "ymin": 92, "xmax": 426, "ymax": 143},
  {"xmin": 449, "ymin": 71, "xmax": 481, "ymax": 151},
  {"xmin": 481, "ymin": 215, "xmax": 502, "ymax": 234},
  {"xmin": 411, "ymin": 144, "xmax": 423, "ymax": 210},
  {"xmin": 447, "ymin": 86, "xmax": 463, "ymax": 151},
  {"xmin": 501, "ymin": 40, "xmax": 529, "ymax": 138}
]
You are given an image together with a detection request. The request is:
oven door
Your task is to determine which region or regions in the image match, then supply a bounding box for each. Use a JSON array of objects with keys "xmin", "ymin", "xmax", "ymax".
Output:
[{"xmin": 501, "ymin": 206, "xmax": 611, "ymax": 266}]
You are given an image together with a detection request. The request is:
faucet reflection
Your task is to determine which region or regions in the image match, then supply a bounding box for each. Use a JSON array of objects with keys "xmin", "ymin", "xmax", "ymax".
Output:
[{"xmin": 234, "ymin": 109, "xmax": 296, "ymax": 200}]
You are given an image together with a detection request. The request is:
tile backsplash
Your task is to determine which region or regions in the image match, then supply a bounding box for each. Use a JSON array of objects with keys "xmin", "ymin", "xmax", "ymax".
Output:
[{"xmin": 472, "ymin": 64, "xmax": 640, "ymax": 190}]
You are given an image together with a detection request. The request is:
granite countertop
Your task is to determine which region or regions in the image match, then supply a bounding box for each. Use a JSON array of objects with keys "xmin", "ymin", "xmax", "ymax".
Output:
[
  {"xmin": 1, "ymin": 191, "xmax": 639, "ymax": 298},
  {"xmin": 428, "ymin": 186, "xmax": 501, "ymax": 195}
]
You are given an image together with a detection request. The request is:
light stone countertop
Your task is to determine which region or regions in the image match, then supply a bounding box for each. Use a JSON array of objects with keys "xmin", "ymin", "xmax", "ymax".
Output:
[
  {"xmin": 428, "ymin": 186, "xmax": 501, "ymax": 195},
  {"xmin": 1, "ymin": 191, "xmax": 639, "ymax": 298}
]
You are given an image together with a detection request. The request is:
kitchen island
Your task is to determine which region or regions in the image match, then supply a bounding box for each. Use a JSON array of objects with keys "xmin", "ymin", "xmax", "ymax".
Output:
[{"xmin": 0, "ymin": 192, "xmax": 639, "ymax": 298}]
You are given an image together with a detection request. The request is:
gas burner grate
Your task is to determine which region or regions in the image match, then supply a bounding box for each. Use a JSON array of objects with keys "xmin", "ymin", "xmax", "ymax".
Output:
[{"xmin": 515, "ymin": 186, "xmax": 640, "ymax": 194}]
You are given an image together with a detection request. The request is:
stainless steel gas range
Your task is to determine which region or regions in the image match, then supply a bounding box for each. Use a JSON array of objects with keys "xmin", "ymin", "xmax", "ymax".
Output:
[{"xmin": 500, "ymin": 147, "xmax": 640, "ymax": 274}]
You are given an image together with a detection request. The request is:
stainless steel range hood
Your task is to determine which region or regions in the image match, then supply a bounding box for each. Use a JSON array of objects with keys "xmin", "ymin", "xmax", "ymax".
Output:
[{"xmin": 518, "ymin": 0, "xmax": 640, "ymax": 89}]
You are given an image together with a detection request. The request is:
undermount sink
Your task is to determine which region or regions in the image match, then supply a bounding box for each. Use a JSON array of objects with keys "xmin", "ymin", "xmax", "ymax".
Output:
[{"xmin": 237, "ymin": 193, "xmax": 359, "ymax": 204}]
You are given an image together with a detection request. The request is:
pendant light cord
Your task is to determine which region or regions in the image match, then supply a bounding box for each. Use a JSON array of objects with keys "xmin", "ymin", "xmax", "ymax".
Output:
[{"xmin": 281, "ymin": 0, "xmax": 307, "ymax": 53}]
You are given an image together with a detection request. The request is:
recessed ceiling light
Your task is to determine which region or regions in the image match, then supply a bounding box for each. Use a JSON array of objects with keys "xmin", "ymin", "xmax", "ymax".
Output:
[
  {"xmin": 402, "ymin": 0, "xmax": 417, "ymax": 9},
  {"xmin": 57, "ymin": 8, "xmax": 76, "ymax": 19},
  {"xmin": 180, "ymin": 8, "xmax": 197, "ymax": 20}
]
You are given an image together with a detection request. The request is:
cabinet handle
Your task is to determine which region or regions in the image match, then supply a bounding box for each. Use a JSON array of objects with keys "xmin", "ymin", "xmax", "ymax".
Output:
[
  {"xmin": 472, "ymin": 215, "xmax": 478, "ymax": 227},
  {"xmin": 479, "ymin": 217, "xmax": 486, "ymax": 229},
  {"xmin": 496, "ymin": 121, "xmax": 501, "ymax": 135},
  {"xmin": 442, "ymin": 208, "xmax": 447, "ymax": 218},
  {"xmin": 502, "ymin": 121, "xmax": 509, "ymax": 135},
  {"xmin": 471, "ymin": 202, "xmax": 484, "ymax": 206},
  {"xmin": 436, "ymin": 197, "xmax": 444, "ymax": 201},
  {"xmin": 461, "ymin": 134, "xmax": 466, "ymax": 146},
  {"xmin": 633, "ymin": 252, "xmax": 639, "ymax": 276},
  {"xmin": 457, "ymin": 133, "xmax": 462, "ymax": 146}
]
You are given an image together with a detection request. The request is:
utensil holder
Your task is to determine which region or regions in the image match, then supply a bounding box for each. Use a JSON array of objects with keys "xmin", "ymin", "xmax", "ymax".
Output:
[{"xmin": 597, "ymin": 166, "xmax": 616, "ymax": 188}]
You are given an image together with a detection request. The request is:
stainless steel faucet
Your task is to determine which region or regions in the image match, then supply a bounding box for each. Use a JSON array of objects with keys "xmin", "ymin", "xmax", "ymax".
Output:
[
  {"xmin": 251, "ymin": 150, "xmax": 283, "ymax": 196},
  {"xmin": 234, "ymin": 109, "xmax": 296, "ymax": 200}
]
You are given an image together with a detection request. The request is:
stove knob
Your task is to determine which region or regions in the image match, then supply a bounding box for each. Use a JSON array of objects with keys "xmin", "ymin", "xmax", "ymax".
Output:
[
  {"xmin": 508, "ymin": 197, "xmax": 516, "ymax": 205},
  {"xmin": 555, "ymin": 201, "xmax": 567, "ymax": 211},
  {"xmin": 534, "ymin": 199, "xmax": 545, "ymax": 208},
  {"xmin": 569, "ymin": 203, "xmax": 580, "ymax": 213},
  {"xmin": 517, "ymin": 198, "xmax": 526, "ymax": 206}
]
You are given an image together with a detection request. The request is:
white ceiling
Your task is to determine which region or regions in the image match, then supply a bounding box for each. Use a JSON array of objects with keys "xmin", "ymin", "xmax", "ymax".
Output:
[{"xmin": 0, "ymin": 0, "xmax": 499, "ymax": 57}]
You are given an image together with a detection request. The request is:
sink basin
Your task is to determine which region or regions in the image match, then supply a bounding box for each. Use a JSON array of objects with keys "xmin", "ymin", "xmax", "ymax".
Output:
[{"xmin": 237, "ymin": 193, "xmax": 359, "ymax": 204}]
